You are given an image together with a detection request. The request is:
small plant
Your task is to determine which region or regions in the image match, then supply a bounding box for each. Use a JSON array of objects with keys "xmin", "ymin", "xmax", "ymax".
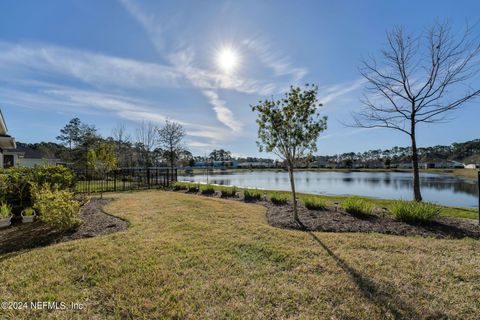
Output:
[
  {"xmin": 0, "ymin": 202, "xmax": 12, "ymax": 218},
  {"xmin": 187, "ymin": 183, "xmax": 199, "ymax": 193},
  {"xmin": 390, "ymin": 200, "xmax": 440, "ymax": 223},
  {"xmin": 200, "ymin": 184, "xmax": 215, "ymax": 195},
  {"xmin": 243, "ymin": 189, "xmax": 263, "ymax": 201},
  {"xmin": 270, "ymin": 193, "xmax": 288, "ymax": 205},
  {"xmin": 172, "ymin": 182, "xmax": 188, "ymax": 191},
  {"xmin": 342, "ymin": 197, "xmax": 374, "ymax": 216},
  {"xmin": 220, "ymin": 186, "xmax": 237, "ymax": 197},
  {"xmin": 22, "ymin": 207, "xmax": 35, "ymax": 216},
  {"xmin": 302, "ymin": 196, "xmax": 327, "ymax": 210}
]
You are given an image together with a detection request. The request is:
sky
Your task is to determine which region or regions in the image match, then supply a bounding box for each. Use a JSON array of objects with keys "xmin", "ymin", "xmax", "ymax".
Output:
[{"xmin": 0, "ymin": 0, "xmax": 479, "ymax": 158}]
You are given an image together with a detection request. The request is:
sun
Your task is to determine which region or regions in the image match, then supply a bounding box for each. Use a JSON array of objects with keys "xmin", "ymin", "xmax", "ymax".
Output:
[{"xmin": 216, "ymin": 47, "xmax": 239, "ymax": 73}]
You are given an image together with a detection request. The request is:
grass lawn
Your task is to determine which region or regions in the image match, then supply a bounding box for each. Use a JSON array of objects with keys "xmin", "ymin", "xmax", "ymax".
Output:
[{"xmin": 1, "ymin": 190, "xmax": 479, "ymax": 319}]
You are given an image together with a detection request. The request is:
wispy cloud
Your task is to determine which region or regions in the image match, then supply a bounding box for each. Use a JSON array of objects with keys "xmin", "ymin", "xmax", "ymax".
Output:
[
  {"xmin": 119, "ymin": 0, "xmax": 166, "ymax": 51},
  {"xmin": 202, "ymin": 90, "xmax": 242, "ymax": 132},
  {"xmin": 0, "ymin": 41, "xmax": 181, "ymax": 89},
  {"xmin": 185, "ymin": 140, "xmax": 216, "ymax": 149},
  {"xmin": 319, "ymin": 78, "xmax": 366, "ymax": 105},
  {"xmin": 0, "ymin": 80, "xmax": 239, "ymax": 142},
  {"xmin": 242, "ymin": 37, "xmax": 308, "ymax": 84}
]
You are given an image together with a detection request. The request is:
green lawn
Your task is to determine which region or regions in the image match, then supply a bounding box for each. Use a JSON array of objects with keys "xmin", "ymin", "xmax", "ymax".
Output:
[{"xmin": 1, "ymin": 190, "xmax": 479, "ymax": 319}]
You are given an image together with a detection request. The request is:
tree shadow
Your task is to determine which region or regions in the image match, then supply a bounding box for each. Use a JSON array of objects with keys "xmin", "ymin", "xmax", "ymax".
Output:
[
  {"xmin": 0, "ymin": 221, "xmax": 70, "ymax": 255},
  {"xmin": 299, "ymin": 219, "xmax": 446, "ymax": 319}
]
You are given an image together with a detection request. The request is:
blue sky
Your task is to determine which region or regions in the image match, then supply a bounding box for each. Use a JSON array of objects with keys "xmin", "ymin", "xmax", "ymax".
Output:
[{"xmin": 0, "ymin": 0, "xmax": 479, "ymax": 157}]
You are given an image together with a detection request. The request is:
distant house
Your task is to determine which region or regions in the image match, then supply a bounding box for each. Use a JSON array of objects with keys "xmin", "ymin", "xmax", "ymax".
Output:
[
  {"xmin": 0, "ymin": 110, "xmax": 16, "ymax": 168},
  {"xmin": 421, "ymin": 161, "xmax": 464, "ymax": 169},
  {"xmin": 194, "ymin": 160, "xmax": 239, "ymax": 168},
  {"xmin": 397, "ymin": 163, "xmax": 413, "ymax": 169},
  {"xmin": 3, "ymin": 145, "xmax": 62, "ymax": 168},
  {"xmin": 237, "ymin": 161, "xmax": 272, "ymax": 169}
]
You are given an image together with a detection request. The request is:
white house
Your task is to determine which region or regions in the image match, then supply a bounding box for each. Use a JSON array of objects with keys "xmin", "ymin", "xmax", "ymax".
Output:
[
  {"xmin": 4, "ymin": 145, "xmax": 62, "ymax": 168},
  {"xmin": 0, "ymin": 110, "xmax": 16, "ymax": 168}
]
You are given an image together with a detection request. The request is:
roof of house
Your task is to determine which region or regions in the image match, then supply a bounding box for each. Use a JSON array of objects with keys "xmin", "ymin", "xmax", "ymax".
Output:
[
  {"xmin": 5, "ymin": 145, "xmax": 46, "ymax": 159},
  {"xmin": 0, "ymin": 109, "xmax": 8, "ymax": 135},
  {"xmin": 0, "ymin": 108, "xmax": 16, "ymax": 149}
]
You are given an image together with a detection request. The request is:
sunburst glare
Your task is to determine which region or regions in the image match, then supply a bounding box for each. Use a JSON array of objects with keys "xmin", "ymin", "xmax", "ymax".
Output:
[{"xmin": 216, "ymin": 46, "xmax": 240, "ymax": 73}]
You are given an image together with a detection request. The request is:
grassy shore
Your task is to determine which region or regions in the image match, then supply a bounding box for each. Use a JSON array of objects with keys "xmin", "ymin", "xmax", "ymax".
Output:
[
  {"xmin": 1, "ymin": 190, "xmax": 479, "ymax": 319},
  {"xmin": 179, "ymin": 167, "xmax": 480, "ymax": 180},
  {"xmin": 174, "ymin": 181, "xmax": 478, "ymax": 220}
]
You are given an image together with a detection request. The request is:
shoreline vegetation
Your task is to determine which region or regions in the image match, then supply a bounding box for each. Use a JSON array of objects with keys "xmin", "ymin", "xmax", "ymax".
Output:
[
  {"xmin": 178, "ymin": 167, "xmax": 480, "ymax": 180},
  {"xmin": 172, "ymin": 181, "xmax": 478, "ymax": 220}
]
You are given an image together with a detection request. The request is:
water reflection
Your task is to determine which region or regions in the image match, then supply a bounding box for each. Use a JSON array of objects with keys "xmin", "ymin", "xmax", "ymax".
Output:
[{"xmin": 178, "ymin": 170, "xmax": 479, "ymax": 208}]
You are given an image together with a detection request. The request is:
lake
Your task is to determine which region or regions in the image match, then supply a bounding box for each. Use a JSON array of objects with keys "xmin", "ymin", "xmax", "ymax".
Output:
[{"xmin": 178, "ymin": 170, "xmax": 479, "ymax": 208}]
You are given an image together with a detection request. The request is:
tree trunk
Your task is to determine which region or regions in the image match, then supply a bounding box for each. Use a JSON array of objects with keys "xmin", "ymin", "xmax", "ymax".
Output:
[
  {"xmin": 410, "ymin": 124, "xmax": 422, "ymax": 202},
  {"xmin": 287, "ymin": 164, "xmax": 299, "ymax": 221}
]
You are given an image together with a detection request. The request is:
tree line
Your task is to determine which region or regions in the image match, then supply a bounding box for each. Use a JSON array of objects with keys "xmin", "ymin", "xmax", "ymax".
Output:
[
  {"xmin": 311, "ymin": 139, "xmax": 480, "ymax": 167},
  {"xmin": 38, "ymin": 118, "xmax": 189, "ymax": 171}
]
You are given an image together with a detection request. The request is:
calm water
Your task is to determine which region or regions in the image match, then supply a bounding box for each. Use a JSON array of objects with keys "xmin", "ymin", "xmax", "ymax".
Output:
[{"xmin": 178, "ymin": 170, "xmax": 479, "ymax": 208}]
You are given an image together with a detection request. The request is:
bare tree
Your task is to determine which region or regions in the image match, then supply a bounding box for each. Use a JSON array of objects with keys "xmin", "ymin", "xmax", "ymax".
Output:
[
  {"xmin": 351, "ymin": 21, "xmax": 480, "ymax": 201},
  {"xmin": 157, "ymin": 120, "xmax": 186, "ymax": 174},
  {"xmin": 135, "ymin": 121, "xmax": 158, "ymax": 168},
  {"xmin": 112, "ymin": 123, "xmax": 131, "ymax": 144},
  {"xmin": 112, "ymin": 123, "xmax": 131, "ymax": 167}
]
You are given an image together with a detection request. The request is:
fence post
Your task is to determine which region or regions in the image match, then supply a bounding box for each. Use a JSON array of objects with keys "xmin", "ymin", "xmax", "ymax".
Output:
[
  {"xmin": 147, "ymin": 168, "xmax": 151, "ymax": 189},
  {"xmin": 114, "ymin": 170, "xmax": 117, "ymax": 192}
]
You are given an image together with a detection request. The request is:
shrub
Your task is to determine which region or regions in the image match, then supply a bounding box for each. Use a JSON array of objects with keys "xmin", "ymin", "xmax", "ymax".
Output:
[
  {"xmin": 0, "ymin": 166, "xmax": 75, "ymax": 207},
  {"xmin": 32, "ymin": 184, "xmax": 81, "ymax": 230},
  {"xmin": 243, "ymin": 189, "xmax": 263, "ymax": 201},
  {"xmin": 220, "ymin": 186, "xmax": 237, "ymax": 197},
  {"xmin": 29, "ymin": 166, "xmax": 76, "ymax": 190},
  {"xmin": 302, "ymin": 196, "xmax": 327, "ymax": 210},
  {"xmin": 270, "ymin": 193, "xmax": 288, "ymax": 205},
  {"xmin": 0, "ymin": 202, "xmax": 12, "ymax": 218},
  {"xmin": 390, "ymin": 200, "xmax": 440, "ymax": 223},
  {"xmin": 342, "ymin": 197, "xmax": 374, "ymax": 216},
  {"xmin": 200, "ymin": 184, "xmax": 215, "ymax": 195}
]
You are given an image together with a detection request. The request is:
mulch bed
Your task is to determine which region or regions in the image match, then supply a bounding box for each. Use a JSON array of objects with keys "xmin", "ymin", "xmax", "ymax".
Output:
[
  {"xmin": 179, "ymin": 190, "xmax": 480, "ymax": 239},
  {"xmin": 0, "ymin": 198, "xmax": 128, "ymax": 254},
  {"xmin": 265, "ymin": 202, "xmax": 480, "ymax": 239}
]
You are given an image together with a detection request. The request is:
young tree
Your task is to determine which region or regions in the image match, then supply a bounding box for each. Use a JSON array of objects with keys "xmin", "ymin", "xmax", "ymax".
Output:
[
  {"xmin": 86, "ymin": 149, "xmax": 97, "ymax": 170},
  {"xmin": 135, "ymin": 121, "xmax": 158, "ymax": 168},
  {"xmin": 157, "ymin": 120, "xmax": 186, "ymax": 174},
  {"xmin": 351, "ymin": 22, "xmax": 480, "ymax": 201},
  {"xmin": 96, "ymin": 142, "xmax": 118, "ymax": 171},
  {"xmin": 251, "ymin": 84, "xmax": 327, "ymax": 221}
]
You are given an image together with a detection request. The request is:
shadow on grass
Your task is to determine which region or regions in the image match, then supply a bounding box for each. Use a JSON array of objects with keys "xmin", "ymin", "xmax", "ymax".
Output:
[
  {"xmin": 298, "ymin": 219, "xmax": 447, "ymax": 319},
  {"xmin": 0, "ymin": 222, "xmax": 71, "ymax": 255}
]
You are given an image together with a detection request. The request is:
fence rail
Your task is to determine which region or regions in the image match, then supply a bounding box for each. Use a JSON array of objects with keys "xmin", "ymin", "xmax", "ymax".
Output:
[{"xmin": 74, "ymin": 168, "xmax": 177, "ymax": 193}]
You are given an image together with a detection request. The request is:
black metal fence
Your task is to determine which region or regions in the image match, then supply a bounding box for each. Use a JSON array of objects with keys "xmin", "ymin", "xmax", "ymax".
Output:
[{"xmin": 74, "ymin": 167, "xmax": 177, "ymax": 193}]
